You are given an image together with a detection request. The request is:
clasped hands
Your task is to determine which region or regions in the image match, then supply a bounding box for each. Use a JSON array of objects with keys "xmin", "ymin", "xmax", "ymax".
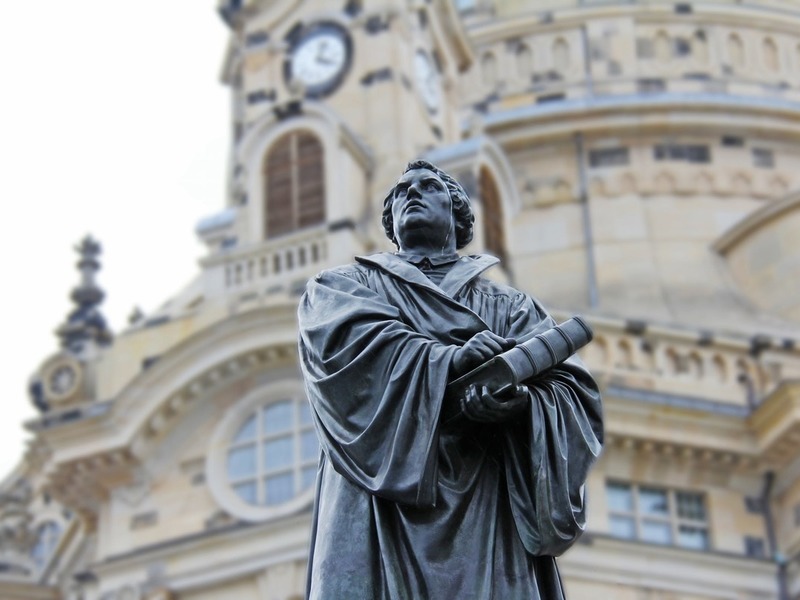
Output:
[{"xmin": 450, "ymin": 331, "xmax": 529, "ymax": 423}]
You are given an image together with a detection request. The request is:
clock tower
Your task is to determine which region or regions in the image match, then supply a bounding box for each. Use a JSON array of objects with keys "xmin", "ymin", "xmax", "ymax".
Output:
[{"xmin": 205, "ymin": 0, "xmax": 473, "ymax": 270}]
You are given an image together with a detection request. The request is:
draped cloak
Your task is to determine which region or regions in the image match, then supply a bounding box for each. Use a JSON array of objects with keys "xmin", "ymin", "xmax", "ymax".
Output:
[{"xmin": 298, "ymin": 253, "xmax": 603, "ymax": 599}]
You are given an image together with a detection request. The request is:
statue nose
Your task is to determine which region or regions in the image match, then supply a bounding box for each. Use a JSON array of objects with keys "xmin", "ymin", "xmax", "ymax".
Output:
[{"xmin": 407, "ymin": 184, "xmax": 422, "ymax": 199}]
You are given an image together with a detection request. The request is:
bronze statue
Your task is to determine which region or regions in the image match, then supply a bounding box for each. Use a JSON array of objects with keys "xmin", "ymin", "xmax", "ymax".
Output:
[{"xmin": 298, "ymin": 160, "xmax": 603, "ymax": 599}]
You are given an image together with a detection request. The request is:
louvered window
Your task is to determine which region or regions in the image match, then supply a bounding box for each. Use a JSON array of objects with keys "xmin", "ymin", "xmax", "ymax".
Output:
[
  {"xmin": 263, "ymin": 131, "xmax": 325, "ymax": 238},
  {"xmin": 479, "ymin": 167, "xmax": 507, "ymax": 264}
]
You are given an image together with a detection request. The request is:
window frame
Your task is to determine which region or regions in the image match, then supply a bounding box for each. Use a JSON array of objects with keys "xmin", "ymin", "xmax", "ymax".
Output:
[
  {"xmin": 606, "ymin": 480, "xmax": 711, "ymax": 551},
  {"xmin": 29, "ymin": 517, "xmax": 65, "ymax": 579},
  {"xmin": 207, "ymin": 379, "xmax": 319, "ymax": 522}
]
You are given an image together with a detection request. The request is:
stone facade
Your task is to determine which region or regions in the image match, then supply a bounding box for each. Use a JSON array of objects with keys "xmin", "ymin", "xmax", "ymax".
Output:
[{"xmin": 2, "ymin": 1, "xmax": 800, "ymax": 598}]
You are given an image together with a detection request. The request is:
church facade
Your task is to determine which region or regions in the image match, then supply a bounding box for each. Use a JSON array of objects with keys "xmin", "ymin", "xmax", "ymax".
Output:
[{"xmin": 2, "ymin": 1, "xmax": 800, "ymax": 598}]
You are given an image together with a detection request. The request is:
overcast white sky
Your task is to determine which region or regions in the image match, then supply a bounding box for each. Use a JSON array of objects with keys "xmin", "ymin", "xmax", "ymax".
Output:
[{"xmin": 0, "ymin": 2, "xmax": 230, "ymax": 479}]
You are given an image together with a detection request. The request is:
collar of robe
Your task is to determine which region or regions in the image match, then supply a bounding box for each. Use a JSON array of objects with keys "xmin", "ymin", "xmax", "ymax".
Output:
[
  {"xmin": 355, "ymin": 252, "xmax": 500, "ymax": 300},
  {"xmin": 394, "ymin": 251, "xmax": 460, "ymax": 267}
]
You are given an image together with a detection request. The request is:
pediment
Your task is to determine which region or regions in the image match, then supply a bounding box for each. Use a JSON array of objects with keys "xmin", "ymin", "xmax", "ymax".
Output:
[{"xmin": 39, "ymin": 303, "xmax": 303, "ymax": 510}]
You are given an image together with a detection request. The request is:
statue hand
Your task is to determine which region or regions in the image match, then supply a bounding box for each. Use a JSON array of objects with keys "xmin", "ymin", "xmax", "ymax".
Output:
[
  {"xmin": 452, "ymin": 331, "xmax": 516, "ymax": 376},
  {"xmin": 459, "ymin": 384, "xmax": 529, "ymax": 423}
]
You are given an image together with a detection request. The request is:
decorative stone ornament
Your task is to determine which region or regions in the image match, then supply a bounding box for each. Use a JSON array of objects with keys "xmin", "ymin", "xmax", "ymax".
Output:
[{"xmin": 56, "ymin": 235, "xmax": 113, "ymax": 354}]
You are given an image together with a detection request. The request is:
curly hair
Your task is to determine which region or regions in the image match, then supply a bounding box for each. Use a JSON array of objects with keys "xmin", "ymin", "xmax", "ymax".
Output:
[{"xmin": 382, "ymin": 160, "xmax": 474, "ymax": 249}]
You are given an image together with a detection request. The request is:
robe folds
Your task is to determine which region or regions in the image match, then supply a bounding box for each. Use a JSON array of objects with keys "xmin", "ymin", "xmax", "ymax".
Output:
[{"xmin": 298, "ymin": 253, "xmax": 603, "ymax": 600}]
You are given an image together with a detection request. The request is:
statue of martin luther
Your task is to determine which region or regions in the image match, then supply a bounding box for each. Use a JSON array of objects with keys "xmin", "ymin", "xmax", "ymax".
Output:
[{"xmin": 298, "ymin": 160, "xmax": 603, "ymax": 599}]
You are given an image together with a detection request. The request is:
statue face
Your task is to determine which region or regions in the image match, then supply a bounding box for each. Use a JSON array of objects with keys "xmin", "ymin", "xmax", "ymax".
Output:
[{"xmin": 391, "ymin": 168, "xmax": 455, "ymax": 252}]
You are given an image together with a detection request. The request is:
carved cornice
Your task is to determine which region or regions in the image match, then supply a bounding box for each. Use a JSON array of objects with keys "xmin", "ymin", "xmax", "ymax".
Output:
[
  {"xmin": 604, "ymin": 428, "xmax": 760, "ymax": 473},
  {"xmin": 45, "ymin": 449, "xmax": 137, "ymax": 530},
  {"xmin": 748, "ymin": 379, "xmax": 800, "ymax": 467},
  {"xmin": 43, "ymin": 338, "xmax": 299, "ymax": 526},
  {"xmin": 129, "ymin": 343, "xmax": 298, "ymax": 457}
]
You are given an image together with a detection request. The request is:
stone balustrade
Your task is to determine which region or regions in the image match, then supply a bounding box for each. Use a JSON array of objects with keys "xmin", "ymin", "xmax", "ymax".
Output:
[
  {"xmin": 568, "ymin": 315, "xmax": 795, "ymax": 408},
  {"xmin": 200, "ymin": 227, "xmax": 328, "ymax": 299}
]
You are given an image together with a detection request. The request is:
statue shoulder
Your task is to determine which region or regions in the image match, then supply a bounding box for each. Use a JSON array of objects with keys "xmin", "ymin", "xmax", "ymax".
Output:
[{"xmin": 311, "ymin": 261, "xmax": 373, "ymax": 287}]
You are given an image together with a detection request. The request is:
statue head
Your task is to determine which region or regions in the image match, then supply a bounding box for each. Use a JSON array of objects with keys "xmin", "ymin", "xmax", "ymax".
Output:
[{"xmin": 382, "ymin": 160, "xmax": 474, "ymax": 250}]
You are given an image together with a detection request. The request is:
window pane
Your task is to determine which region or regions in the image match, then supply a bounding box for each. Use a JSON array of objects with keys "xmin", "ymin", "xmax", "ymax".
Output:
[
  {"xmin": 265, "ymin": 473, "xmax": 294, "ymax": 505},
  {"xmin": 233, "ymin": 415, "xmax": 257, "ymax": 443},
  {"xmin": 302, "ymin": 466, "xmax": 317, "ymax": 490},
  {"xmin": 263, "ymin": 401, "xmax": 293, "ymax": 434},
  {"xmin": 639, "ymin": 488, "xmax": 669, "ymax": 516},
  {"xmin": 263, "ymin": 436, "xmax": 293, "ymax": 470},
  {"xmin": 607, "ymin": 482, "xmax": 633, "ymax": 512},
  {"xmin": 609, "ymin": 515, "xmax": 636, "ymax": 539},
  {"xmin": 301, "ymin": 430, "xmax": 319, "ymax": 462},
  {"xmin": 677, "ymin": 492, "xmax": 706, "ymax": 521},
  {"xmin": 234, "ymin": 481, "xmax": 257, "ymax": 505},
  {"xmin": 678, "ymin": 525, "xmax": 709, "ymax": 550},
  {"xmin": 31, "ymin": 522, "xmax": 62, "ymax": 568},
  {"xmin": 227, "ymin": 445, "xmax": 256, "ymax": 480},
  {"xmin": 641, "ymin": 519, "xmax": 672, "ymax": 544}
]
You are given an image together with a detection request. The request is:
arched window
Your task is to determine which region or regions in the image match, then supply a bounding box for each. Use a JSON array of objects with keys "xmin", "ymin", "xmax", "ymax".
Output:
[
  {"xmin": 516, "ymin": 43, "xmax": 533, "ymax": 77},
  {"xmin": 226, "ymin": 397, "xmax": 318, "ymax": 507},
  {"xmin": 693, "ymin": 30, "xmax": 709, "ymax": 63},
  {"xmin": 553, "ymin": 38, "xmax": 570, "ymax": 72},
  {"xmin": 728, "ymin": 34, "xmax": 745, "ymax": 68},
  {"xmin": 763, "ymin": 38, "xmax": 779, "ymax": 72},
  {"xmin": 479, "ymin": 167, "xmax": 507, "ymax": 265},
  {"xmin": 31, "ymin": 521, "xmax": 62, "ymax": 570},
  {"xmin": 263, "ymin": 131, "xmax": 325, "ymax": 238},
  {"xmin": 654, "ymin": 31, "xmax": 671, "ymax": 63}
]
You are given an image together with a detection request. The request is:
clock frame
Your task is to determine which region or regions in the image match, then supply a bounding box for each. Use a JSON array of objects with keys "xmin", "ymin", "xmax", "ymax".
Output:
[
  {"xmin": 40, "ymin": 354, "xmax": 83, "ymax": 404},
  {"xmin": 283, "ymin": 22, "xmax": 353, "ymax": 99}
]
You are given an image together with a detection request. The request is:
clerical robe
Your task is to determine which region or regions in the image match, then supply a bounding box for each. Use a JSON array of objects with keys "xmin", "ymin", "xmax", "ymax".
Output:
[{"xmin": 298, "ymin": 253, "xmax": 603, "ymax": 599}]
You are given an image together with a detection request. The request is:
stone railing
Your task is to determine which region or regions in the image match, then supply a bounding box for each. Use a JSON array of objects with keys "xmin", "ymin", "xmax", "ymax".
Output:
[
  {"xmin": 564, "ymin": 314, "xmax": 796, "ymax": 408},
  {"xmin": 203, "ymin": 227, "xmax": 328, "ymax": 297}
]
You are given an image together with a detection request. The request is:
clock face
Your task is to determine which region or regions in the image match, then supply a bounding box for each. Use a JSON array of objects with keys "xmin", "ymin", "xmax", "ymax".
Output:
[
  {"xmin": 414, "ymin": 50, "xmax": 441, "ymax": 113},
  {"xmin": 50, "ymin": 365, "xmax": 77, "ymax": 396},
  {"xmin": 286, "ymin": 23, "xmax": 352, "ymax": 98},
  {"xmin": 42, "ymin": 356, "xmax": 82, "ymax": 403}
]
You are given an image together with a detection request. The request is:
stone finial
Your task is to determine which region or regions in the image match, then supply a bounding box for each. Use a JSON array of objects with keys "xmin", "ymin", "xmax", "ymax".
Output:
[{"xmin": 56, "ymin": 235, "xmax": 113, "ymax": 353}]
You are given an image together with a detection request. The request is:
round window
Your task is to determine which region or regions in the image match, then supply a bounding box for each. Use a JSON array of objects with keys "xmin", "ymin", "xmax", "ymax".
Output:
[
  {"xmin": 207, "ymin": 380, "xmax": 320, "ymax": 522},
  {"xmin": 227, "ymin": 399, "xmax": 318, "ymax": 506}
]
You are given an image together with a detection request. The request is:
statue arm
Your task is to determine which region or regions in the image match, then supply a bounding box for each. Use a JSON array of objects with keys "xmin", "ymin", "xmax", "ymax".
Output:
[
  {"xmin": 501, "ymin": 293, "xmax": 604, "ymax": 556},
  {"xmin": 299, "ymin": 269, "xmax": 458, "ymax": 507}
]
